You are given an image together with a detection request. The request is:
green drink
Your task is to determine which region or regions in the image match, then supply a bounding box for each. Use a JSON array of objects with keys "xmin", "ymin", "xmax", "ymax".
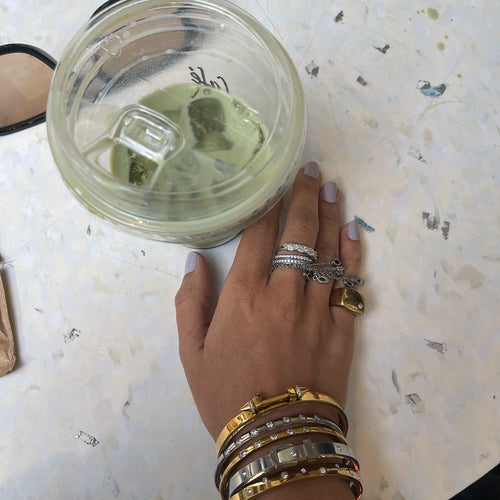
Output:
[
  {"xmin": 111, "ymin": 83, "xmax": 268, "ymax": 196},
  {"xmin": 47, "ymin": 0, "xmax": 306, "ymax": 246}
]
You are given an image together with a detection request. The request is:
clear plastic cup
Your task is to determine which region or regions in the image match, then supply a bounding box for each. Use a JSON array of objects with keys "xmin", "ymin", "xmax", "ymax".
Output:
[{"xmin": 47, "ymin": 0, "xmax": 306, "ymax": 247}]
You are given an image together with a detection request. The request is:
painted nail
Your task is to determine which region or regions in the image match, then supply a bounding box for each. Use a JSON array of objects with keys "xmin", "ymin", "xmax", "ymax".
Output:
[
  {"xmin": 184, "ymin": 252, "xmax": 199, "ymax": 275},
  {"xmin": 347, "ymin": 220, "xmax": 360, "ymax": 241},
  {"xmin": 322, "ymin": 182, "xmax": 338, "ymax": 203},
  {"xmin": 304, "ymin": 161, "xmax": 319, "ymax": 179}
]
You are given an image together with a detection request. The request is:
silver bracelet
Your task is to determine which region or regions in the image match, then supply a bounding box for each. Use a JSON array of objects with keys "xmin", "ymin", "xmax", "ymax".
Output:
[
  {"xmin": 228, "ymin": 440, "xmax": 359, "ymax": 497},
  {"xmin": 218, "ymin": 426, "xmax": 347, "ymax": 494},
  {"xmin": 215, "ymin": 415, "xmax": 344, "ymax": 488},
  {"xmin": 218, "ymin": 414, "xmax": 343, "ymax": 461}
]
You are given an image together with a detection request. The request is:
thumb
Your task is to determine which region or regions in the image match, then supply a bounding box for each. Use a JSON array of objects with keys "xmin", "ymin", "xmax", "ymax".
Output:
[{"xmin": 175, "ymin": 252, "xmax": 212, "ymax": 368}]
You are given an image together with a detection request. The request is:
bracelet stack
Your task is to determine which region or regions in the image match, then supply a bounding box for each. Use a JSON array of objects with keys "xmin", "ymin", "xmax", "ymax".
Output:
[{"xmin": 215, "ymin": 386, "xmax": 362, "ymax": 499}]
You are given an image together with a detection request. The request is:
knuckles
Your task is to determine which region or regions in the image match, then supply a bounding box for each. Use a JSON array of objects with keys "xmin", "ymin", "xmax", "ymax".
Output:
[
  {"xmin": 267, "ymin": 287, "xmax": 304, "ymax": 327},
  {"xmin": 222, "ymin": 283, "xmax": 258, "ymax": 318}
]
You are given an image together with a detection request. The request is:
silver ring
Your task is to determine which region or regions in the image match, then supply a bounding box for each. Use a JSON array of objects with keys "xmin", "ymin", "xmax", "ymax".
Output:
[
  {"xmin": 280, "ymin": 243, "xmax": 318, "ymax": 261},
  {"xmin": 272, "ymin": 254, "xmax": 313, "ymax": 264},
  {"xmin": 271, "ymin": 255, "xmax": 364, "ymax": 287},
  {"xmin": 309, "ymin": 259, "xmax": 365, "ymax": 286},
  {"xmin": 271, "ymin": 253, "xmax": 313, "ymax": 276}
]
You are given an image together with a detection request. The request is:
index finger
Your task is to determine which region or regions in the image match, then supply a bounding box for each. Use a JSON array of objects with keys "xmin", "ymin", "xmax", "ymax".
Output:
[
  {"xmin": 269, "ymin": 162, "xmax": 321, "ymax": 288},
  {"xmin": 225, "ymin": 201, "xmax": 282, "ymax": 288}
]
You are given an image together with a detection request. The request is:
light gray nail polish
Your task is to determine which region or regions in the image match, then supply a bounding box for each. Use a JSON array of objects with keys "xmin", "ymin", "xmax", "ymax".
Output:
[
  {"xmin": 347, "ymin": 220, "xmax": 360, "ymax": 241},
  {"xmin": 184, "ymin": 252, "xmax": 199, "ymax": 275},
  {"xmin": 304, "ymin": 161, "xmax": 319, "ymax": 179},
  {"xmin": 322, "ymin": 182, "xmax": 338, "ymax": 203}
]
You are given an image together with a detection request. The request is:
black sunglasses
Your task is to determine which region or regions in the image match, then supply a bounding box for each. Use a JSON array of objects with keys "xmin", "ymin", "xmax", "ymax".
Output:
[{"xmin": 0, "ymin": 0, "xmax": 122, "ymax": 136}]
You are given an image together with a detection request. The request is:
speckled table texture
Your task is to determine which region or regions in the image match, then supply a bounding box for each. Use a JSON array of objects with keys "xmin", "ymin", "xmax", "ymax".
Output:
[{"xmin": 0, "ymin": 1, "xmax": 499, "ymax": 499}]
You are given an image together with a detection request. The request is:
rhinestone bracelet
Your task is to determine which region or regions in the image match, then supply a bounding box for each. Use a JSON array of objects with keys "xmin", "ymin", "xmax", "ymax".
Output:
[
  {"xmin": 216, "ymin": 387, "xmax": 349, "ymax": 457},
  {"xmin": 217, "ymin": 425, "xmax": 348, "ymax": 493},
  {"xmin": 228, "ymin": 463, "xmax": 362, "ymax": 500},
  {"xmin": 218, "ymin": 414, "xmax": 344, "ymax": 462},
  {"xmin": 228, "ymin": 440, "xmax": 360, "ymax": 497}
]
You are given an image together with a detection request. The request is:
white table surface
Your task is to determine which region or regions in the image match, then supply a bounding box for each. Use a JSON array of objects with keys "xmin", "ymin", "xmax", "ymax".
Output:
[{"xmin": 1, "ymin": 1, "xmax": 499, "ymax": 499}]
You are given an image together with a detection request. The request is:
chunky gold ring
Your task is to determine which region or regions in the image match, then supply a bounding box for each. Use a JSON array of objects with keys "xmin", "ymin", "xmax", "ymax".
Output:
[{"xmin": 330, "ymin": 288, "xmax": 365, "ymax": 316}]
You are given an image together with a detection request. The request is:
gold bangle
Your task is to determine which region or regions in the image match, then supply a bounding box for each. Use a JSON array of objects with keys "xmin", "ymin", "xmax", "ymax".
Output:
[
  {"xmin": 215, "ymin": 387, "xmax": 349, "ymax": 456},
  {"xmin": 217, "ymin": 425, "xmax": 348, "ymax": 492},
  {"xmin": 228, "ymin": 465, "xmax": 363, "ymax": 500}
]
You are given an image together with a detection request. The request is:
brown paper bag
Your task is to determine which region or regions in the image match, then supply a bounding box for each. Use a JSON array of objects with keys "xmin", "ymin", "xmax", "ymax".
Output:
[{"xmin": 0, "ymin": 273, "xmax": 16, "ymax": 376}]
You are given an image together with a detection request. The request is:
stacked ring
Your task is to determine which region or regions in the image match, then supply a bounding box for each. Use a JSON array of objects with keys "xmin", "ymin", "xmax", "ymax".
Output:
[
  {"xmin": 279, "ymin": 243, "xmax": 318, "ymax": 261},
  {"xmin": 271, "ymin": 253, "xmax": 364, "ymax": 288},
  {"xmin": 271, "ymin": 242, "xmax": 366, "ymax": 316}
]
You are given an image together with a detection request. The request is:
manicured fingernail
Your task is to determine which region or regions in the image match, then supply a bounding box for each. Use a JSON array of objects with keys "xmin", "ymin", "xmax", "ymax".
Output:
[
  {"xmin": 347, "ymin": 221, "xmax": 360, "ymax": 241},
  {"xmin": 184, "ymin": 252, "xmax": 199, "ymax": 275},
  {"xmin": 304, "ymin": 161, "xmax": 319, "ymax": 179},
  {"xmin": 322, "ymin": 182, "xmax": 338, "ymax": 203}
]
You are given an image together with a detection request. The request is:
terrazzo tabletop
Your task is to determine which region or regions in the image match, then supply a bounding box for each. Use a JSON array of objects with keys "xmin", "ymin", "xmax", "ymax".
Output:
[{"xmin": 1, "ymin": 1, "xmax": 499, "ymax": 499}]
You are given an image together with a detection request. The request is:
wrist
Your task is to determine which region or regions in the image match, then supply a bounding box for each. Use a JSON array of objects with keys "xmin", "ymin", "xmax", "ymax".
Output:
[{"xmin": 256, "ymin": 476, "xmax": 355, "ymax": 500}]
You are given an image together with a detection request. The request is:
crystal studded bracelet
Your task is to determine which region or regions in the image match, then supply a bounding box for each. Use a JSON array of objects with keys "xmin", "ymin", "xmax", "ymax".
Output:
[
  {"xmin": 227, "ymin": 440, "xmax": 360, "ymax": 497},
  {"xmin": 215, "ymin": 386, "xmax": 349, "ymax": 457},
  {"xmin": 217, "ymin": 425, "xmax": 348, "ymax": 493},
  {"xmin": 228, "ymin": 464, "xmax": 363, "ymax": 500},
  {"xmin": 218, "ymin": 414, "xmax": 344, "ymax": 462}
]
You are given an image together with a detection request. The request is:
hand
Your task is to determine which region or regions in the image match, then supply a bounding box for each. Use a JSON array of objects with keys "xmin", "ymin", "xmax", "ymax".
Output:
[{"xmin": 175, "ymin": 162, "xmax": 362, "ymax": 440}]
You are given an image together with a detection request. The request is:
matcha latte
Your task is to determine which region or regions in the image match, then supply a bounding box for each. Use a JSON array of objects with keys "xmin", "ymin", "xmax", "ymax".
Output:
[{"xmin": 111, "ymin": 84, "xmax": 269, "ymax": 194}]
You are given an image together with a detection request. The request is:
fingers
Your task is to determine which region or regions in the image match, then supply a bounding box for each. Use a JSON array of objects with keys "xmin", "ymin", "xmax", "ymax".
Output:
[
  {"xmin": 332, "ymin": 221, "xmax": 362, "ymax": 329},
  {"xmin": 270, "ymin": 162, "xmax": 322, "ymax": 288},
  {"xmin": 340, "ymin": 221, "xmax": 362, "ymax": 276},
  {"xmin": 175, "ymin": 252, "xmax": 212, "ymax": 368},
  {"xmin": 315, "ymin": 182, "xmax": 341, "ymax": 262},
  {"xmin": 305, "ymin": 183, "xmax": 342, "ymax": 301},
  {"xmin": 226, "ymin": 202, "xmax": 281, "ymax": 288}
]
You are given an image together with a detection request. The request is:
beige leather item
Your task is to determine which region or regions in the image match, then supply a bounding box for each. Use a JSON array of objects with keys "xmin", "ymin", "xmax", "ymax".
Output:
[{"xmin": 0, "ymin": 273, "xmax": 15, "ymax": 376}]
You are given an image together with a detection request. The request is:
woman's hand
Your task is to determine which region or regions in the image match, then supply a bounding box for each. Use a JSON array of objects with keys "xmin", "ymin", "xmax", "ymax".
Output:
[{"xmin": 175, "ymin": 162, "xmax": 362, "ymax": 440}]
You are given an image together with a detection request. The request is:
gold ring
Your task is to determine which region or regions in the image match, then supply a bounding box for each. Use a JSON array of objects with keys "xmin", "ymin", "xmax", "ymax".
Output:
[{"xmin": 330, "ymin": 288, "xmax": 365, "ymax": 316}]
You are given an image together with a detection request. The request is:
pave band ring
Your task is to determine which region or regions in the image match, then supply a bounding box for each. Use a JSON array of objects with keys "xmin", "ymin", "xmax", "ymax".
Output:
[{"xmin": 279, "ymin": 243, "xmax": 318, "ymax": 261}]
